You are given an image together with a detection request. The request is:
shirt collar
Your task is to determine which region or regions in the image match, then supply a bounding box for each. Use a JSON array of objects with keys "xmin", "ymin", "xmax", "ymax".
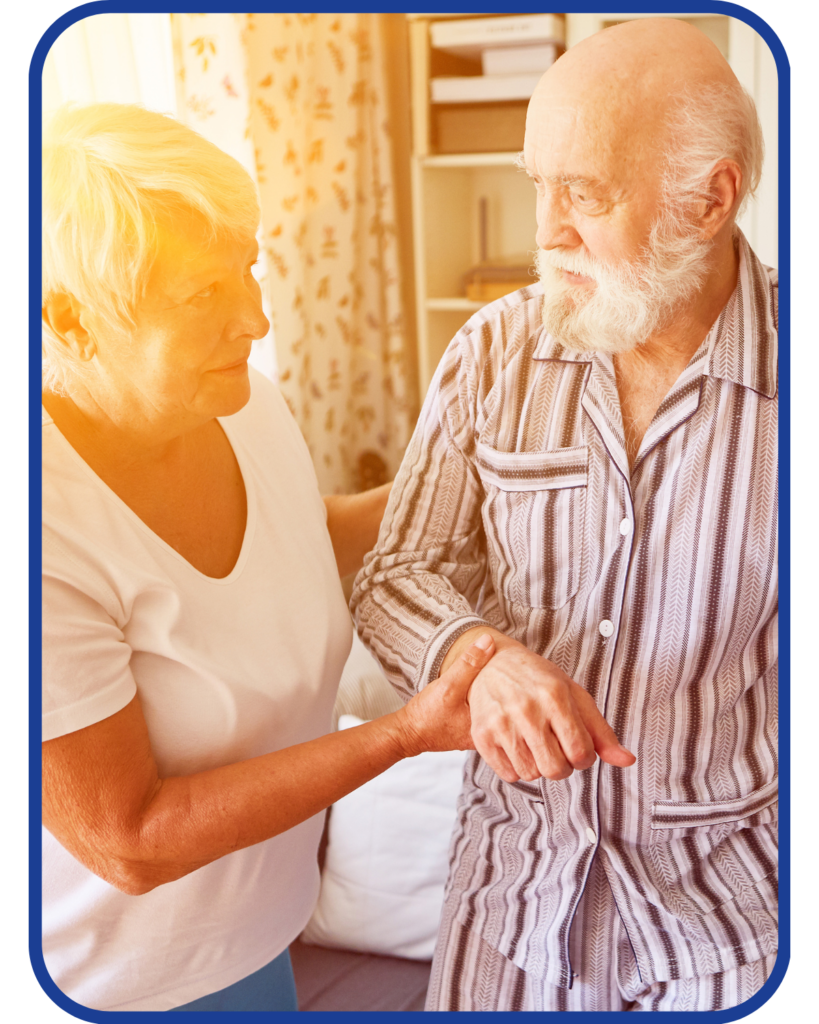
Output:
[
  {"xmin": 531, "ymin": 230, "xmax": 778, "ymax": 399},
  {"xmin": 702, "ymin": 230, "xmax": 778, "ymax": 398}
]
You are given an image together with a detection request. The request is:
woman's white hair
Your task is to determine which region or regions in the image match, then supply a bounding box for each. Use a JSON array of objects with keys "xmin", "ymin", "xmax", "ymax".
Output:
[
  {"xmin": 660, "ymin": 80, "xmax": 764, "ymax": 226},
  {"xmin": 42, "ymin": 103, "xmax": 260, "ymax": 389}
]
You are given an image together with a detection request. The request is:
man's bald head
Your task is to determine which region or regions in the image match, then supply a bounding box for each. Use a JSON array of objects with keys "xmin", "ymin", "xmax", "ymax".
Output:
[
  {"xmin": 526, "ymin": 18, "xmax": 762, "ymax": 222},
  {"xmin": 522, "ymin": 19, "xmax": 763, "ymax": 354},
  {"xmin": 538, "ymin": 18, "xmax": 738, "ymax": 127}
]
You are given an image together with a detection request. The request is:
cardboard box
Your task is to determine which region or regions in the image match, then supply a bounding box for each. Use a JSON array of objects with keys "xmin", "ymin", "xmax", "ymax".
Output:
[{"xmin": 432, "ymin": 101, "xmax": 527, "ymax": 154}]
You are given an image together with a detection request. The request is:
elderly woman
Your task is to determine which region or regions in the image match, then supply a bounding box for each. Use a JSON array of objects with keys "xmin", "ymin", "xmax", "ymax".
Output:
[{"xmin": 41, "ymin": 103, "xmax": 494, "ymax": 1013}]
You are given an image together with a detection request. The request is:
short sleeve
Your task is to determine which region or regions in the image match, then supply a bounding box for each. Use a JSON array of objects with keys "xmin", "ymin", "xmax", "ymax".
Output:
[{"xmin": 42, "ymin": 574, "xmax": 137, "ymax": 741}]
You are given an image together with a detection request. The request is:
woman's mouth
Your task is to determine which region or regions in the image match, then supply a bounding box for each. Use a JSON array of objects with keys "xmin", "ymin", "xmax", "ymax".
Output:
[{"xmin": 210, "ymin": 357, "xmax": 249, "ymax": 376}]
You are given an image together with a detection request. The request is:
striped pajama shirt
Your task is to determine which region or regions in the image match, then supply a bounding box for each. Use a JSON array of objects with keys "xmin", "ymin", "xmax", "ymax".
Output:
[{"xmin": 352, "ymin": 230, "xmax": 778, "ymax": 1010}]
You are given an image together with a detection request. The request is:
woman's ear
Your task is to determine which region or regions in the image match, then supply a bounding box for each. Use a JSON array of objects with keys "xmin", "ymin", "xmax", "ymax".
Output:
[
  {"xmin": 696, "ymin": 159, "xmax": 743, "ymax": 241},
  {"xmin": 42, "ymin": 294, "xmax": 96, "ymax": 361}
]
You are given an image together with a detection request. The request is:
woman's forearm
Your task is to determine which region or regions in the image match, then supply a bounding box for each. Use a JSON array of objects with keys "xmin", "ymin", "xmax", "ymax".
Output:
[
  {"xmin": 45, "ymin": 702, "xmax": 412, "ymax": 896},
  {"xmin": 323, "ymin": 482, "xmax": 392, "ymax": 577},
  {"xmin": 134, "ymin": 714, "xmax": 411, "ymax": 891},
  {"xmin": 43, "ymin": 635, "xmax": 493, "ymax": 896}
]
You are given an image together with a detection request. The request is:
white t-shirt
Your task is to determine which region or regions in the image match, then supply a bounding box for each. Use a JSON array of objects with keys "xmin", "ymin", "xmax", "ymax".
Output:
[{"xmin": 41, "ymin": 369, "xmax": 353, "ymax": 1011}]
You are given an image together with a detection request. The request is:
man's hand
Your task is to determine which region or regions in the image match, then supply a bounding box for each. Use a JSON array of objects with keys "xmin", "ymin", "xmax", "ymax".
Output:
[{"xmin": 440, "ymin": 627, "xmax": 635, "ymax": 783}]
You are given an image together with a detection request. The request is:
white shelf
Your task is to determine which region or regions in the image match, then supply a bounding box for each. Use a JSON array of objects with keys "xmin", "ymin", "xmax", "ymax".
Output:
[
  {"xmin": 420, "ymin": 151, "xmax": 522, "ymax": 169},
  {"xmin": 426, "ymin": 297, "xmax": 485, "ymax": 311}
]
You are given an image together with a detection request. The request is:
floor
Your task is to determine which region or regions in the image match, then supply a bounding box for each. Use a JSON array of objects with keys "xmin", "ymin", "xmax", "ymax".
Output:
[{"xmin": 289, "ymin": 939, "xmax": 432, "ymax": 1012}]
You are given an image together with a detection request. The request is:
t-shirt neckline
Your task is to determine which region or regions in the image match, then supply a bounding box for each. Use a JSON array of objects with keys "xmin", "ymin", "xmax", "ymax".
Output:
[{"xmin": 42, "ymin": 408, "xmax": 257, "ymax": 585}]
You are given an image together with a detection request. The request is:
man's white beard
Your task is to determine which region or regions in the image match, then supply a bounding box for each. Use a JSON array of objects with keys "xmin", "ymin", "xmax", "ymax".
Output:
[{"xmin": 535, "ymin": 217, "xmax": 715, "ymax": 354}]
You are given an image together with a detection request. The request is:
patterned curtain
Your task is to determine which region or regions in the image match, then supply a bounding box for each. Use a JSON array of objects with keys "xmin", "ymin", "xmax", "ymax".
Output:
[{"xmin": 173, "ymin": 12, "xmax": 416, "ymax": 494}]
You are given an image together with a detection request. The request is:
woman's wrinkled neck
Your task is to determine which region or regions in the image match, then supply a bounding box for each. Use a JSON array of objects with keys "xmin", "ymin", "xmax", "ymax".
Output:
[{"xmin": 43, "ymin": 379, "xmax": 194, "ymax": 475}]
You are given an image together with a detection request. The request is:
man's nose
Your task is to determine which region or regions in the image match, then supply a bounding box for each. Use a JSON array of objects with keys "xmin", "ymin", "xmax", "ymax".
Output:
[{"xmin": 535, "ymin": 189, "xmax": 581, "ymax": 251}]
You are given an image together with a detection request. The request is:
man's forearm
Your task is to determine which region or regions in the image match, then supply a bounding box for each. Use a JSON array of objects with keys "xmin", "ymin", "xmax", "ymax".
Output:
[{"xmin": 323, "ymin": 482, "xmax": 392, "ymax": 577}]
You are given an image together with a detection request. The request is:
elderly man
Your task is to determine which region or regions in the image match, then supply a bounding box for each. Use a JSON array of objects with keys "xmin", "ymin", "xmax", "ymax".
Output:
[{"xmin": 353, "ymin": 18, "xmax": 777, "ymax": 1013}]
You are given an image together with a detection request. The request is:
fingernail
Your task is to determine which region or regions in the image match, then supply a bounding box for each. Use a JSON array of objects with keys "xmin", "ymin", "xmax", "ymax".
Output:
[
  {"xmin": 618, "ymin": 743, "xmax": 634, "ymax": 756},
  {"xmin": 473, "ymin": 633, "xmax": 494, "ymax": 652}
]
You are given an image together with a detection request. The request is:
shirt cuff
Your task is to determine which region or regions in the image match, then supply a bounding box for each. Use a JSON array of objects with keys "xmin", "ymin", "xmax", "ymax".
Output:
[{"xmin": 416, "ymin": 614, "xmax": 493, "ymax": 691}]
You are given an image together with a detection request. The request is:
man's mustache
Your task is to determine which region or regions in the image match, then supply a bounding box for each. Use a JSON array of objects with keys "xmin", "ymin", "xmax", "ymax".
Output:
[{"xmin": 536, "ymin": 248, "xmax": 603, "ymax": 283}]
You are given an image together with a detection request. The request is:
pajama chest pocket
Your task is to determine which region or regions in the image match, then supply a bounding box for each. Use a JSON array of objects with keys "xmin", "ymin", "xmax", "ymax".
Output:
[
  {"xmin": 648, "ymin": 778, "xmax": 778, "ymax": 917},
  {"xmin": 475, "ymin": 442, "xmax": 588, "ymax": 610}
]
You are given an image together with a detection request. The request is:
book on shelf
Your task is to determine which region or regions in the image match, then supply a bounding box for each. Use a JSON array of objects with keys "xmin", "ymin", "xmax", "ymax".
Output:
[
  {"xmin": 481, "ymin": 42, "xmax": 560, "ymax": 77},
  {"xmin": 430, "ymin": 14, "xmax": 565, "ymax": 59},
  {"xmin": 431, "ymin": 73, "xmax": 542, "ymax": 104}
]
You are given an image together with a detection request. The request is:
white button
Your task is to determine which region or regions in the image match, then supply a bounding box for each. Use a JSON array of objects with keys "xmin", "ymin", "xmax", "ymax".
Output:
[
  {"xmin": 599, "ymin": 619, "xmax": 614, "ymax": 637},
  {"xmin": 619, "ymin": 518, "xmax": 631, "ymax": 535},
  {"xmin": 585, "ymin": 827, "xmax": 597, "ymax": 844}
]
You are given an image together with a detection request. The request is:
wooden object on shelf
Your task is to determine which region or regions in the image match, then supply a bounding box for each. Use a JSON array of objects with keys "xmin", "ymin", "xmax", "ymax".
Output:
[
  {"xmin": 433, "ymin": 101, "xmax": 527, "ymax": 154},
  {"xmin": 464, "ymin": 276, "xmax": 533, "ymax": 303},
  {"xmin": 463, "ymin": 266, "xmax": 533, "ymax": 303}
]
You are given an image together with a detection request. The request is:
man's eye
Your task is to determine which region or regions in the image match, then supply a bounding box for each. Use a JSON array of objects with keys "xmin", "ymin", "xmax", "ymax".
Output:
[
  {"xmin": 571, "ymin": 192, "xmax": 602, "ymax": 211},
  {"xmin": 192, "ymin": 285, "xmax": 216, "ymax": 300}
]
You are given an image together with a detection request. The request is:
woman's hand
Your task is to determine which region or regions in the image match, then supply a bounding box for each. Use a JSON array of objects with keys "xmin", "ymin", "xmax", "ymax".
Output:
[{"xmin": 393, "ymin": 633, "xmax": 495, "ymax": 758}]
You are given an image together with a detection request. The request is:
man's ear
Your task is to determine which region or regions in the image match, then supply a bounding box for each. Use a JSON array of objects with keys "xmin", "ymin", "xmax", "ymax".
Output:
[
  {"xmin": 42, "ymin": 293, "xmax": 96, "ymax": 362},
  {"xmin": 697, "ymin": 159, "xmax": 742, "ymax": 240}
]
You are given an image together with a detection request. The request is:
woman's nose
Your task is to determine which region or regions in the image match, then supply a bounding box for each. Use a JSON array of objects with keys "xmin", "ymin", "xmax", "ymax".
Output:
[
  {"xmin": 247, "ymin": 299, "xmax": 270, "ymax": 341},
  {"xmin": 230, "ymin": 277, "xmax": 270, "ymax": 340}
]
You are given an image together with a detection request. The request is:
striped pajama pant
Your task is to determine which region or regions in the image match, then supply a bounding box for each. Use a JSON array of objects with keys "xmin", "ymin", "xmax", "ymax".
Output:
[{"xmin": 426, "ymin": 855, "xmax": 775, "ymax": 1012}]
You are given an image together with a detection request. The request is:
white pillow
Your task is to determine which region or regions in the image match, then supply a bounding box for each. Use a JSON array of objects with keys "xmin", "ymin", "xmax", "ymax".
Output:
[{"xmin": 301, "ymin": 714, "xmax": 467, "ymax": 960}]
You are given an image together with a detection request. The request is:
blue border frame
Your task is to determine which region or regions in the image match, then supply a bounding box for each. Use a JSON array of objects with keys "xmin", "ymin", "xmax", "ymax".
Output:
[{"xmin": 29, "ymin": 3, "xmax": 790, "ymax": 1021}]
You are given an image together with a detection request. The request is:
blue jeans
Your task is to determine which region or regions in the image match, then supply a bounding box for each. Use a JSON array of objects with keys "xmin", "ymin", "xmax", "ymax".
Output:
[{"xmin": 170, "ymin": 948, "xmax": 298, "ymax": 1012}]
